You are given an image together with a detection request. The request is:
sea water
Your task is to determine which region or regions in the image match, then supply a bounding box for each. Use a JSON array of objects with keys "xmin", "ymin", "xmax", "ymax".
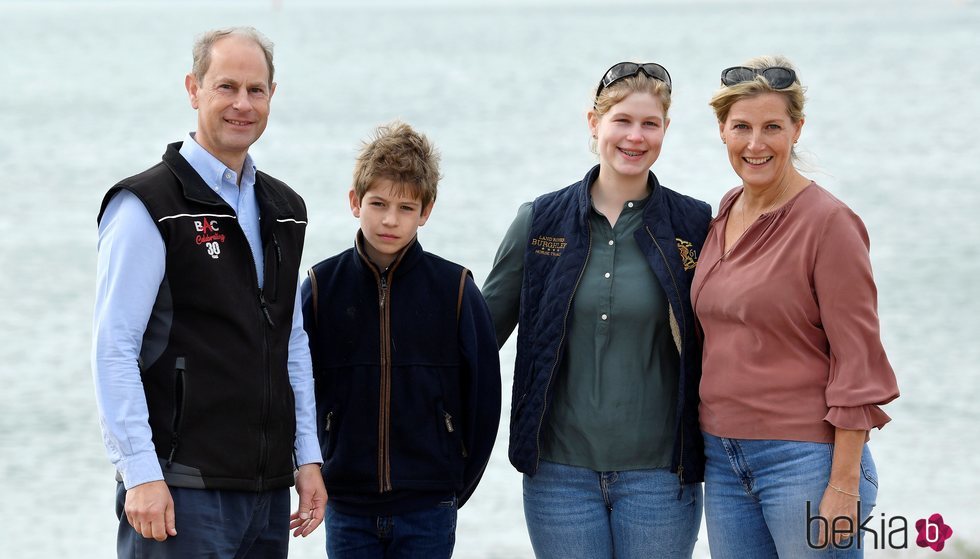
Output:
[{"xmin": 1, "ymin": 0, "xmax": 978, "ymax": 557}]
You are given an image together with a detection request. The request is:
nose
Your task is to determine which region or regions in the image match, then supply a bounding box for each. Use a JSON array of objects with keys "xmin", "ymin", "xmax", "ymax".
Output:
[
  {"xmin": 626, "ymin": 124, "xmax": 643, "ymax": 142},
  {"xmin": 381, "ymin": 208, "xmax": 397, "ymax": 227},
  {"xmin": 232, "ymin": 88, "xmax": 253, "ymax": 112},
  {"xmin": 747, "ymin": 129, "xmax": 765, "ymax": 151}
]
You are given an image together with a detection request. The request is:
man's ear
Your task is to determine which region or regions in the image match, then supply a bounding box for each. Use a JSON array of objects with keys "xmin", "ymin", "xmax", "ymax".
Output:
[{"xmin": 185, "ymin": 74, "xmax": 200, "ymax": 109}]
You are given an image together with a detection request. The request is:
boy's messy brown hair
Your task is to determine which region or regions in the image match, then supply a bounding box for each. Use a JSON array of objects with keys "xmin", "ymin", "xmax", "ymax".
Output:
[{"xmin": 352, "ymin": 121, "xmax": 440, "ymax": 209}]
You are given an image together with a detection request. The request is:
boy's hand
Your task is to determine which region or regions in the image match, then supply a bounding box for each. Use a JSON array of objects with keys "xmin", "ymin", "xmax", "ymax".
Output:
[{"xmin": 290, "ymin": 463, "xmax": 327, "ymax": 537}]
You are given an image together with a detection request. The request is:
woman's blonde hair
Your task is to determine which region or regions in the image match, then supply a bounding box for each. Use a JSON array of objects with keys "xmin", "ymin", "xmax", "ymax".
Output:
[{"xmin": 709, "ymin": 55, "xmax": 806, "ymax": 125}]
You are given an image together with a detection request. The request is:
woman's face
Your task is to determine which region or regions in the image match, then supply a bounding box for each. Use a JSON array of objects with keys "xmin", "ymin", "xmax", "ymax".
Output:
[
  {"xmin": 588, "ymin": 91, "xmax": 669, "ymax": 182},
  {"xmin": 719, "ymin": 92, "xmax": 803, "ymax": 190}
]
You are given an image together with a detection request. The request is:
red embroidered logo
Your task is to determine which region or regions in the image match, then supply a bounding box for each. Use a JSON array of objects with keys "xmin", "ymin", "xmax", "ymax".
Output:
[{"xmin": 194, "ymin": 219, "xmax": 225, "ymax": 259}]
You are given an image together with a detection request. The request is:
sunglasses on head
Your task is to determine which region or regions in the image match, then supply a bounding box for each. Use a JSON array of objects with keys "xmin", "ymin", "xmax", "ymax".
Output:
[
  {"xmin": 720, "ymin": 66, "xmax": 798, "ymax": 89},
  {"xmin": 595, "ymin": 62, "xmax": 672, "ymax": 99}
]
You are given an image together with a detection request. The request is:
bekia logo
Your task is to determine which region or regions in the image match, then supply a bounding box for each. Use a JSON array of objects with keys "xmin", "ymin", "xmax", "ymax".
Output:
[
  {"xmin": 916, "ymin": 513, "xmax": 953, "ymax": 552},
  {"xmin": 807, "ymin": 502, "xmax": 955, "ymax": 552},
  {"xmin": 194, "ymin": 219, "xmax": 226, "ymax": 259}
]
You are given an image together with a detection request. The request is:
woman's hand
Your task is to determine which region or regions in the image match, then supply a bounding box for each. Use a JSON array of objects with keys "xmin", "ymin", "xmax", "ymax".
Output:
[
  {"xmin": 815, "ymin": 427, "xmax": 867, "ymax": 548},
  {"xmin": 816, "ymin": 481, "xmax": 861, "ymax": 547}
]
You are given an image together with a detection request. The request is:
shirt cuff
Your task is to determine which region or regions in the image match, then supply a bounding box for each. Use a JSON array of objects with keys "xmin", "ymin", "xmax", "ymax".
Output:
[
  {"xmin": 823, "ymin": 404, "xmax": 892, "ymax": 432},
  {"xmin": 118, "ymin": 451, "xmax": 165, "ymax": 490},
  {"xmin": 294, "ymin": 434, "xmax": 323, "ymax": 467}
]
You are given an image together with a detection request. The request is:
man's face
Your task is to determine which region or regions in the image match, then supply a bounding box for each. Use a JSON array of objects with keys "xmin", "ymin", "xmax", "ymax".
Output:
[{"xmin": 185, "ymin": 35, "xmax": 275, "ymax": 169}]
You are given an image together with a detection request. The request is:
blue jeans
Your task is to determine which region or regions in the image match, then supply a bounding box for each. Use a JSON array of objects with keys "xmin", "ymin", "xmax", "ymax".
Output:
[
  {"xmin": 115, "ymin": 482, "xmax": 289, "ymax": 559},
  {"xmin": 522, "ymin": 461, "xmax": 702, "ymax": 559},
  {"xmin": 703, "ymin": 433, "xmax": 879, "ymax": 558},
  {"xmin": 325, "ymin": 497, "xmax": 457, "ymax": 559}
]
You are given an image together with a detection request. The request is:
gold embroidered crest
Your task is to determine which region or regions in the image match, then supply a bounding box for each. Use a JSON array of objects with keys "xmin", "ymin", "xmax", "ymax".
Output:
[
  {"xmin": 531, "ymin": 235, "xmax": 567, "ymax": 257},
  {"xmin": 676, "ymin": 238, "xmax": 698, "ymax": 271}
]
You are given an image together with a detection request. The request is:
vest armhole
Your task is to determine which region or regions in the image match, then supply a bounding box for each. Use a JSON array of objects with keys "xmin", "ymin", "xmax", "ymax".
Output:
[
  {"xmin": 307, "ymin": 267, "xmax": 319, "ymax": 328},
  {"xmin": 457, "ymin": 268, "xmax": 469, "ymax": 322}
]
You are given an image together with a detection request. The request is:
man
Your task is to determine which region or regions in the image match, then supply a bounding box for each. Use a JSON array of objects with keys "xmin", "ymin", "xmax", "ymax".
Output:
[{"xmin": 92, "ymin": 27, "xmax": 326, "ymax": 558}]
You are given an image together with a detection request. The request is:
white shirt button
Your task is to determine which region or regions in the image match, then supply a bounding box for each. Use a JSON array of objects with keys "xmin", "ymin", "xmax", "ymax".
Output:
[
  {"xmin": 627, "ymin": 202, "xmax": 634, "ymax": 208},
  {"xmin": 608, "ymin": 240, "xmax": 614, "ymax": 246},
  {"xmin": 604, "ymin": 272, "xmax": 611, "ymax": 278},
  {"xmin": 224, "ymin": 171, "xmax": 233, "ymax": 181},
  {"xmin": 601, "ymin": 313, "xmax": 608, "ymax": 321}
]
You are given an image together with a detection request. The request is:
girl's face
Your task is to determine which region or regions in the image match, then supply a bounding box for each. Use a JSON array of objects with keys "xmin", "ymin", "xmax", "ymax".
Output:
[{"xmin": 588, "ymin": 91, "xmax": 669, "ymax": 182}]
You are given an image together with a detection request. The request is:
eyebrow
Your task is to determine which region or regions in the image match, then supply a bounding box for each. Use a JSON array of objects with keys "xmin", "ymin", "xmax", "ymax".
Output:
[
  {"xmin": 367, "ymin": 194, "xmax": 420, "ymax": 207},
  {"xmin": 610, "ymin": 112, "xmax": 663, "ymax": 121},
  {"xmin": 212, "ymin": 76, "xmax": 268, "ymax": 89}
]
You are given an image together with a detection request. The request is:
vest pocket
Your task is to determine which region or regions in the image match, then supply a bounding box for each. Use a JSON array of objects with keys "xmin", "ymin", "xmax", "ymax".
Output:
[
  {"xmin": 439, "ymin": 408, "xmax": 468, "ymax": 460},
  {"xmin": 166, "ymin": 357, "xmax": 187, "ymax": 467},
  {"xmin": 265, "ymin": 234, "xmax": 281, "ymax": 303},
  {"xmin": 323, "ymin": 409, "xmax": 339, "ymax": 460}
]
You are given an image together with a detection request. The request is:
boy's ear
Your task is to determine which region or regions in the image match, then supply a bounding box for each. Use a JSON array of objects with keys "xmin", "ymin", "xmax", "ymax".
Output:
[
  {"xmin": 349, "ymin": 190, "xmax": 361, "ymax": 218},
  {"xmin": 418, "ymin": 202, "xmax": 435, "ymax": 227}
]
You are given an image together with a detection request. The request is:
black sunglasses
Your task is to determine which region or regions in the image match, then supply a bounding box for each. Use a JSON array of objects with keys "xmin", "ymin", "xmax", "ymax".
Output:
[
  {"xmin": 595, "ymin": 62, "xmax": 672, "ymax": 99},
  {"xmin": 720, "ymin": 66, "xmax": 798, "ymax": 89}
]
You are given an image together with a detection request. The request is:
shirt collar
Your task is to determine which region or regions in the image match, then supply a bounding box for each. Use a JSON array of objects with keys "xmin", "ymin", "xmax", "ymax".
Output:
[
  {"xmin": 179, "ymin": 132, "xmax": 256, "ymax": 193},
  {"xmin": 588, "ymin": 190, "xmax": 651, "ymax": 217}
]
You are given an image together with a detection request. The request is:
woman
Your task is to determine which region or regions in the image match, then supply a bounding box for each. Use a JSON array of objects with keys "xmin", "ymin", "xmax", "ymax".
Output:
[
  {"xmin": 691, "ymin": 56, "xmax": 900, "ymax": 558},
  {"xmin": 483, "ymin": 62, "xmax": 711, "ymax": 559}
]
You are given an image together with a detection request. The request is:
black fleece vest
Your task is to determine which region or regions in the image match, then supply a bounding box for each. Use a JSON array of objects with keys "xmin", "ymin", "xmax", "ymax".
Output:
[
  {"xmin": 305, "ymin": 238, "xmax": 470, "ymax": 497},
  {"xmin": 97, "ymin": 142, "xmax": 307, "ymax": 491}
]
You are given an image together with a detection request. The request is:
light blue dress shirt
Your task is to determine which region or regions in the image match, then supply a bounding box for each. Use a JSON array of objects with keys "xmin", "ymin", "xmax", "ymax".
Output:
[{"xmin": 92, "ymin": 134, "xmax": 320, "ymax": 489}]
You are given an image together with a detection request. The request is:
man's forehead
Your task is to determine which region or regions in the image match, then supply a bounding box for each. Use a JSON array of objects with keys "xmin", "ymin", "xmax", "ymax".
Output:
[{"xmin": 204, "ymin": 38, "xmax": 270, "ymax": 83}]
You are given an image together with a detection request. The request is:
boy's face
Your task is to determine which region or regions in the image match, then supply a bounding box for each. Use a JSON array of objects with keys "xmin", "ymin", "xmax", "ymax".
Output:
[{"xmin": 350, "ymin": 178, "xmax": 433, "ymax": 269}]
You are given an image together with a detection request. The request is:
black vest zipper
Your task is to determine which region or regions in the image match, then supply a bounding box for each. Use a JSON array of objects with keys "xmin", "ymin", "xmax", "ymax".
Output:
[{"xmin": 166, "ymin": 357, "xmax": 187, "ymax": 468}]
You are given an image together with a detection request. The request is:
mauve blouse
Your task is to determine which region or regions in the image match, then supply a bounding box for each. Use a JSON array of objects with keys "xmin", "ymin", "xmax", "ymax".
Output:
[{"xmin": 691, "ymin": 182, "xmax": 899, "ymax": 443}]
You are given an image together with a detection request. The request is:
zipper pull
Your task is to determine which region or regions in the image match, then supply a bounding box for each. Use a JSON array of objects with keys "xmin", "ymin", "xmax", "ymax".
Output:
[
  {"xmin": 443, "ymin": 411, "xmax": 455, "ymax": 433},
  {"xmin": 259, "ymin": 293, "xmax": 276, "ymax": 327},
  {"xmin": 166, "ymin": 440, "xmax": 178, "ymax": 468},
  {"xmin": 325, "ymin": 411, "xmax": 334, "ymax": 433},
  {"xmin": 273, "ymin": 235, "xmax": 282, "ymax": 264},
  {"xmin": 676, "ymin": 465, "xmax": 685, "ymax": 500},
  {"xmin": 379, "ymin": 275, "xmax": 388, "ymax": 309}
]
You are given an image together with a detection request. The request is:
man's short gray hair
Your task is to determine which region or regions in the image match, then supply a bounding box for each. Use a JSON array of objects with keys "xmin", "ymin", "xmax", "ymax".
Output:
[{"xmin": 191, "ymin": 27, "xmax": 275, "ymax": 85}]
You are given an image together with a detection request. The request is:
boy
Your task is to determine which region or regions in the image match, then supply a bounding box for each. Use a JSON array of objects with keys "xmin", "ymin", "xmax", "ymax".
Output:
[{"xmin": 301, "ymin": 121, "xmax": 501, "ymax": 558}]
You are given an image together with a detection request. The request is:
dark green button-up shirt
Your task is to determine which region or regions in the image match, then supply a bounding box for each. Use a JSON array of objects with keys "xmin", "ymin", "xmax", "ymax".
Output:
[{"xmin": 484, "ymin": 196, "xmax": 678, "ymax": 471}]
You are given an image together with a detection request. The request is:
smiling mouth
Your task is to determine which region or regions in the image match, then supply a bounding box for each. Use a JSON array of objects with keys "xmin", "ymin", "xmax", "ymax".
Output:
[
  {"xmin": 619, "ymin": 148, "xmax": 645, "ymax": 158},
  {"xmin": 226, "ymin": 119, "xmax": 253, "ymax": 126},
  {"xmin": 744, "ymin": 156, "xmax": 773, "ymax": 165}
]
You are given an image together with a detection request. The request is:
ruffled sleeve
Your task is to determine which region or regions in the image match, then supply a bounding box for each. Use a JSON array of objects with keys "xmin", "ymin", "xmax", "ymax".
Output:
[{"xmin": 813, "ymin": 205, "xmax": 900, "ymax": 430}]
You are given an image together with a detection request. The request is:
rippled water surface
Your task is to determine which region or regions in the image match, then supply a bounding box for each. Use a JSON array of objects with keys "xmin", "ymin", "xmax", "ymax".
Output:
[{"xmin": 1, "ymin": 0, "xmax": 978, "ymax": 556}]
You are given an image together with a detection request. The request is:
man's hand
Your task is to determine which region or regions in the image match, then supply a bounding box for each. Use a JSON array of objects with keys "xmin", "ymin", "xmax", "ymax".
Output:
[
  {"xmin": 289, "ymin": 464, "xmax": 327, "ymax": 537},
  {"xmin": 124, "ymin": 480, "xmax": 177, "ymax": 541}
]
